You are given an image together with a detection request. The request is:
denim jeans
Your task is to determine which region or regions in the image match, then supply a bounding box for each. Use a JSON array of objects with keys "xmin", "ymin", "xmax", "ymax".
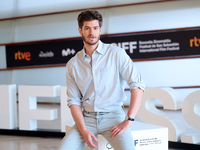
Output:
[{"xmin": 57, "ymin": 109, "xmax": 135, "ymax": 150}]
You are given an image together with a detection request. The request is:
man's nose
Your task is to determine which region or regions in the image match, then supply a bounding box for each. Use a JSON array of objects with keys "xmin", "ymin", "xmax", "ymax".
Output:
[{"xmin": 89, "ymin": 28, "xmax": 94, "ymax": 34}]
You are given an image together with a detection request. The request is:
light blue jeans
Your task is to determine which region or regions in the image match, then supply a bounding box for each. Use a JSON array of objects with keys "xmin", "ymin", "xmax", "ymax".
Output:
[{"xmin": 57, "ymin": 109, "xmax": 135, "ymax": 150}]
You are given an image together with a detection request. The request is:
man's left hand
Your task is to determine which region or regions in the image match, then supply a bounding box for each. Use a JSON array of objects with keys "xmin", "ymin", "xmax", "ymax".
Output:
[{"xmin": 110, "ymin": 120, "xmax": 132, "ymax": 137}]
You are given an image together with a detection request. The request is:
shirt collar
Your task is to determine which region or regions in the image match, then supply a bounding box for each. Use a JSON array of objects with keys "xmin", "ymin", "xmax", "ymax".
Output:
[
  {"xmin": 96, "ymin": 40, "xmax": 105, "ymax": 55},
  {"xmin": 81, "ymin": 40, "xmax": 105, "ymax": 60}
]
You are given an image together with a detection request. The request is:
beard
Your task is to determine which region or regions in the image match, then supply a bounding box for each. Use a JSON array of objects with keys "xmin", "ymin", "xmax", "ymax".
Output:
[{"xmin": 82, "ymin": 34, "xmax": 100, "ymax": 46}]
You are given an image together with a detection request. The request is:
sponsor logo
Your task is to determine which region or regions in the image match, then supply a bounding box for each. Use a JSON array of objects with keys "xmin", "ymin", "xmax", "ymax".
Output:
[
  {"xmin": 139, "ymin": 39, "xmax": 180, "ymax": 53},
  {"xmin": 135, "ymin": 139, "xmax": 138, "ymax": 146},
  {"xmin": 190, "ymin": 37, "xmax": 200, "ymax": 47},
  {"xmin": 62, "ymin": 48, "xmax": 76, "ymax": 57},
  {"xmin": 111, "ymin": 41, "xmax": 137, "ymax": 53},
  {"xmin": 134, "ymin": 138, "xmax": 162, "ymax": 147},
  {"xmin": 39, "ymin": 51, "xmax": 54, "ymax": 58},
  {"xmin": 15, "ymin": 51, "xmax": 31, "ymax": 61}
]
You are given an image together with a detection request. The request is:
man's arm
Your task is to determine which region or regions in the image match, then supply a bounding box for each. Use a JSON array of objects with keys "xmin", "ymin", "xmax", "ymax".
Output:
[
  {"xmin": 70, "ymin": 105, "xmax": 98, "ymax": 148},
  {"xmin": 110, "ymin": 88, "xmax": 143, "ymax": 137}
]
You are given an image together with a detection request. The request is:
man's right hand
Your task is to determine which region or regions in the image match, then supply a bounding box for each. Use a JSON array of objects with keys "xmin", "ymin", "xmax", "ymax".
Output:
[
  {"xmin": 81, "ymin": 129, "xmax": 98, "ymax": 148},
  {"xmin": 70, "ymin": 105, "xmax": 98, "ymax": 148}
]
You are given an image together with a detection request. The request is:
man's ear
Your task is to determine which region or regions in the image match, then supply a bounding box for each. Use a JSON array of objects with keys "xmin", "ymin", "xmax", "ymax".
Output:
[
  {"xmin": 100, "ymin": 27, "xmax": 102, "ymax": 35},
  {"xmin": 78, "ymin": 27, "xmax": 82, "ymax": 36}
]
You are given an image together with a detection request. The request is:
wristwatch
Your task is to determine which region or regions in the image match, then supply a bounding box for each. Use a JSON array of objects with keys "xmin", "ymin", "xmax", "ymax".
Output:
[{"xmin": 125, "ymin": 115, "xmax": 134, "ymax": 121}]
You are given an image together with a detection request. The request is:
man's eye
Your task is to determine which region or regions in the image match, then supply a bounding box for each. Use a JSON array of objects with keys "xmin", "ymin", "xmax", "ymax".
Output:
[{"xmin": 94, "ymin": 27, "xmax": 99, "ymax": 30}]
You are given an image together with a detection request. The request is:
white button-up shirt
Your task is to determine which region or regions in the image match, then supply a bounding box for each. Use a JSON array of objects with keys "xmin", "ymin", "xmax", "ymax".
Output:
[{"xmin": 66, "ymin": 40, "xmax": 145, "ymax": 112}]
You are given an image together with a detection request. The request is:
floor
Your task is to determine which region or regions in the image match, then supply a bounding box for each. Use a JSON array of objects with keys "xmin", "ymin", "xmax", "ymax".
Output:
[
  {"xmin": 0, "ymin": 134, "xmax": 187, "ymax": 150},
  {"xmin": 0, "ymin": 103, "xmax": 199, "ymax": 150},
  {"xmin": 0, "ymin": 135, "xmax": 60, "ymax": 150}
]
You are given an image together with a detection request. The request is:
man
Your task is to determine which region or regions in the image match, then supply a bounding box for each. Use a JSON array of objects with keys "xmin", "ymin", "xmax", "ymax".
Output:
[{"xmin": 57, "ymin": 10, "xmax": 145, "ymax": 150}]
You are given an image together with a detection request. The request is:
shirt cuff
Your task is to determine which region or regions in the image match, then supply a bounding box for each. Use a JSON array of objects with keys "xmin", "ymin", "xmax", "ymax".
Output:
[
  {"xmin": 67, "ymin": 99, "xmax": 81, "ymax": 108},
  {"xmin": 130, "ymin": 83, "xmax": 146, "ymax": 92}
]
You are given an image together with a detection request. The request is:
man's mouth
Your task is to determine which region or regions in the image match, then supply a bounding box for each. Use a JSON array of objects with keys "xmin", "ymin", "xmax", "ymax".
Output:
[{"xmin": 88, "ymin": 36, "xmax": 95, "ymax": 40}]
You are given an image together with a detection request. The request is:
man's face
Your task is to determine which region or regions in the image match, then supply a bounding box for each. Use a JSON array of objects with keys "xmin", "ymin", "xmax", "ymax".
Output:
[{"xmin": 78, "ymin": 20, "xmax": 102, "ymax": 46}]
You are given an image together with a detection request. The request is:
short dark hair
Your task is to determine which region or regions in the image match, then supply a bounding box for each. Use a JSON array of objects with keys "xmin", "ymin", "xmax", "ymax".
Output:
[{"xmin": 77, "ymin": 10, "xmax": 103, "ymax": 29}]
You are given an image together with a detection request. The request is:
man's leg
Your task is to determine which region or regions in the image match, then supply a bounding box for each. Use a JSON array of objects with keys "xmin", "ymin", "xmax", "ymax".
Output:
[
  {"xmin": 84, "ymin": 112, "xmax": 98, "ymax": 150},
  {"xmin": 56, "ymin": 124, "xmax": 87, "ymax": 150},
  {"xmin": 98, "ymin": 109, "xmax": 135, "ymax": 150},
  {"xmin": 57, "ymin": 113, "xmax": 99, "ymax": 150},
  {"xmin": 101, "ymin": 128, "xmax": 135, "ymax": 150}
]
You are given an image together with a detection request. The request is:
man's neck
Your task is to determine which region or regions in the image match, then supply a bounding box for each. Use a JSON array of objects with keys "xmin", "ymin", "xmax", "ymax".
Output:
[{"xmin": 84, "ymin": 41, "xmax": 99, "ymax": 58}]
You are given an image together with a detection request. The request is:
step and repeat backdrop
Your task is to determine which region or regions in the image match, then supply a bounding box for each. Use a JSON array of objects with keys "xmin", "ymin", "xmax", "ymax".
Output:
[
  {"xmin": 6, "ymin": 28, "xmax": 200, "ymax": 68},
  {"xmin": 2, "ymin": 28, "xmax": 200, "ymax": 149}
]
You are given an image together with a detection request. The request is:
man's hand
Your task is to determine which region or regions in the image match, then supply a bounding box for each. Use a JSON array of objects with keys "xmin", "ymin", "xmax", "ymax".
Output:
[
  {"xmin": 70, "ymin": 105, "xmax": 98, "ymax": 148},
  {"xmin": 81, "ymin": 129, "xmax": 98, "ymax": 148},
  {"xmin": 110, "ymin": 120, "xmax": 132, "ymax": 137}
]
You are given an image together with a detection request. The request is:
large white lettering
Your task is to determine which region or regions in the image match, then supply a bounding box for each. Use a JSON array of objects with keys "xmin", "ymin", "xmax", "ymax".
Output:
[
  {"xmin": 182, "ymin": 90, "xmax": 200, "ymax": 130},
  {"xmin": 0, "ymin": 84, "xmax": 17, "ymax": 129},
  {"xmin": 60, "ymin": 86, "xmax": 74, "ymax": 132},
  {"xmin": 18, "ymin": 85, "xmax": 59, "ymax": 130},
  {"xmin": 0, "ymin": 85, "xmax": 199, "ymax": 145},
  {"xmin": 137, "ymin": 87, "xmax": 185, "ymax": 141},
  {"xmin": 181, "ymin": 90, "xmax": 200, "ymax": 144}
]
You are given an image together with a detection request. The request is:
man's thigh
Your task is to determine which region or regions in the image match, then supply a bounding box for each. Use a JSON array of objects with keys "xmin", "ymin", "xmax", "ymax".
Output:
[
  {"xmin": 98, "ymin": 109, "xmax": 135, "ymax": 150},
  {"xmin": 56, "ymin": 124, "xmax": 87, "ymax": 150},
  {"xmin": 101, "ymin": 128, "xmax": 135, "ymax": 150}
]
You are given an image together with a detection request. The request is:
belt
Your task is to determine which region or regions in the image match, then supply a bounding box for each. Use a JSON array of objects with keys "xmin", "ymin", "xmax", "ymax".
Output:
[{"xmin": 83, "ymin": 110, "xmax": 109, "ymax": 115}]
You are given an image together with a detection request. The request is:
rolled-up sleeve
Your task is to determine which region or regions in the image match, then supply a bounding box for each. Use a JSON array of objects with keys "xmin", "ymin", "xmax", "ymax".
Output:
[
  {"xmin": 66, "ymin": 64, "xmax": 82, "ymax": 108},
  {"xmin": 118, "ymin": 49, "xmax": 146, "ymax": 92}
]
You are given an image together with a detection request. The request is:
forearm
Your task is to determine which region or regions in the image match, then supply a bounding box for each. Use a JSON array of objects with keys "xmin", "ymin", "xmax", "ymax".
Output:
[
  {"xmin": 70, "ymin": 105, "xmax": 98, "ymax": 148},
  {"xmin": 110, "ymin": 88, "xmax": 143, "ymax": 137},
  {"xmin": 127, "ymin": 88, "xmax": 143, "ymax": 118},
  {"xmin": 70, "ymin": 105, "xmax": 86, "ymax": 133}
]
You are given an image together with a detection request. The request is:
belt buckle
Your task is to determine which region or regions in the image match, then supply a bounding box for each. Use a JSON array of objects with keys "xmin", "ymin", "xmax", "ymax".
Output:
[{"xmin": 84, "ymin": 110, "xmax": 96, "ymax": 115}]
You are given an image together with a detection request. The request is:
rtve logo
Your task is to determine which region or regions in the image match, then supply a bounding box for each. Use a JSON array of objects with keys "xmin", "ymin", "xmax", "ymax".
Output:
[
  {"xmin": 15, "ymin": 51, "xmax": 31, "ymax": 61},
  {"xmin": 190, "ymin": 37, "xmax": 200, "ymax": 47}
]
